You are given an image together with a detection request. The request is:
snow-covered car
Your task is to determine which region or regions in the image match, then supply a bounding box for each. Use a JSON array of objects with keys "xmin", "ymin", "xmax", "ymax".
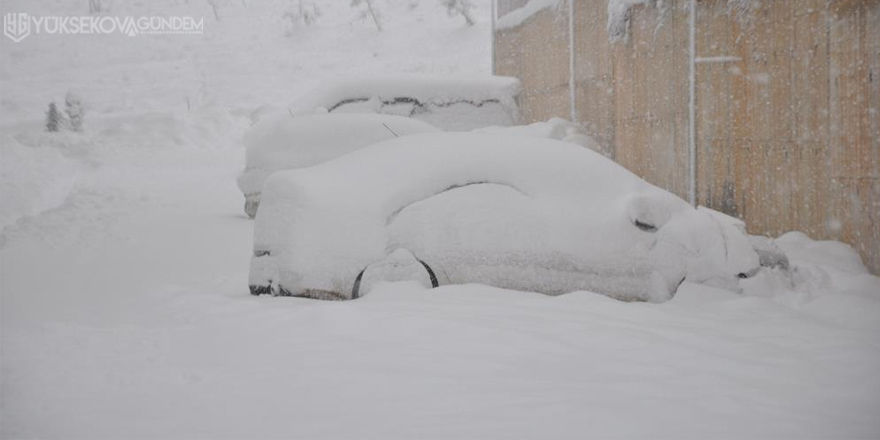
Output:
[
  {"xmin": 249, "ymin": 132, "xmax": 762, "ymax": 303},
  {"xmin": 287, "ymin": 75, "xmax": 521, "ymax": 131},
  {"xmin": 237, "ymin": 113, "xmax": 440, "ymax": 218},
  {"xmin": 475, "ymin": 117, "xmax": 602, "ymax": 150}
]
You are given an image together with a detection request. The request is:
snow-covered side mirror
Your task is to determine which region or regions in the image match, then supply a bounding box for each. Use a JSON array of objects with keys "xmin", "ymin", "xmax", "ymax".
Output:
[{"xmin": 626, "ymin": 194, "xmax": 675, "ymax": 234}]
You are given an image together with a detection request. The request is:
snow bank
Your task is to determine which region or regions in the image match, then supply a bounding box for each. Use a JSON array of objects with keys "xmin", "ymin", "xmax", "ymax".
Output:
[
  {"xmin": 289, "ymin": 75, "xmax": 521, "ymax": 131},
  {"xmin": 475, "ymin": 117, "xmax": 602, "ymax": 149},
  {"xmin": 0, "ymin": 136, "xmax": 79, "ymax": 231},
  {"xmin": 252, "ymin": 132, "xmax": 759, "ymax": 302},
  {"xmin": 739, "ymin": 232, "xmax": 880, "ymax": 333},
  {"xmin": 237, "ymin": 113, "xmax": 439, "ymax": 217},
  {"xmin": 775, "ymin": 231, "xmax": 868, "ymax": 275},
  {"xmin": 496, "ymin": 0, "xmax": 564, "ymax": 30}
]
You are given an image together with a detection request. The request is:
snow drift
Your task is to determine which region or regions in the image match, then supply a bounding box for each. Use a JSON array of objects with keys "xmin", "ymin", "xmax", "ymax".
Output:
[{"xmin": 0, "ymin": 136, "xmax": 79, "ymax": 231}]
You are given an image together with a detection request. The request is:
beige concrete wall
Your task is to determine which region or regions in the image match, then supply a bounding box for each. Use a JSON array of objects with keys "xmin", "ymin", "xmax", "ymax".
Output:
[{"xmin": 495, "ymin": 0, "xmax": 880, "ymax": 274}]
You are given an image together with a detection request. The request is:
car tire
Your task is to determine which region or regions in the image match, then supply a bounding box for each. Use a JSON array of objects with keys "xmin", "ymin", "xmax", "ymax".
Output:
[{"xmin": 351, "ymin": 250, "xmax": 439, "ymax": 299}]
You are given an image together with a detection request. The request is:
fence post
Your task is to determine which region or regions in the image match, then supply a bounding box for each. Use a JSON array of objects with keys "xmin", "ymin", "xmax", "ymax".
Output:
[
  {"xmin": 687, "ymin": 0, "xmax": 697, "ymax": 206},
  {"xmin": 569, "ymin": 0, "xmax": 577, "ymax": 123}
]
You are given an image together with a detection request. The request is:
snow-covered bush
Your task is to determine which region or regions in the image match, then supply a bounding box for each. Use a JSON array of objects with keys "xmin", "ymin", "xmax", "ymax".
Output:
[
  {"xmin": 250, "ymin": 132, "xmax": 760, "ymax": 302},
  {"xmin": 88, "ymin": 0, "xmax": 103, "ymax": 14},
  {"xmin": 45, "ymin": 102, "xmax": 63, "ymax": 133},
  {"xmin": 64, "ymin": 93, "xmax": 85, "ymax": 132},
  {"xmin": 283, "ymin": 0, "xmax": 321, "ymax": 33},
  {"xmin": 440, "ymin": 0, "xmax": 474, "ymax": 26},
  {"xmin": 207, "ymin": 0, "xmax": 226, "ymax": 21},
  {"xmin": 351, "ymin": 0, "xmax": 382, "ymax": 31}
]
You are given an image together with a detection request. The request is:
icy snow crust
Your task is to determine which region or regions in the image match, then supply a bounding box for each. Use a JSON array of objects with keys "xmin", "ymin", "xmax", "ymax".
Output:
[
  {"xmin": 253, "ymin": 132, "xmax": 759, "ymax": 302},
  {"xmin": 237, "ymin": 113, "xmax": 439, "ymax": 216},
  {"xmin": 289, "ymin": 74, "xmax": 521, "ymax": 130}
]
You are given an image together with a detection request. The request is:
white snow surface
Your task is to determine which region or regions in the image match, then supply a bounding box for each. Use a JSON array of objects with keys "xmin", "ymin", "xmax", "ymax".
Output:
[
  {"xmin": 0, "ymin": 135, "xmax": 80, "ymax": 230},
  {"xmin": 2, "ymin": 0, "xmax": 880, "ymax": 438}
]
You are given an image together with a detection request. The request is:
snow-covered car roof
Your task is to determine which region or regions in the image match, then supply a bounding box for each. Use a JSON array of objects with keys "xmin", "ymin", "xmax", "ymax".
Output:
[
  {"xmin": 250, "ymin": 132, "xmax": 760, "ymax": 302},
  {"xmin": 288, "ymin": 74, "xmax": 522, "ymax": 131},
  {"xmin": 236, "ymin": 113, "xmax": 440, "ymax": 217}
]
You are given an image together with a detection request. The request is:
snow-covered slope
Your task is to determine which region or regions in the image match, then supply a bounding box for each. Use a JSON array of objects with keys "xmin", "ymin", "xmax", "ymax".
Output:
[{"xmin": 1, "ymin": 0, "xmax": 879, "ymax": 438}]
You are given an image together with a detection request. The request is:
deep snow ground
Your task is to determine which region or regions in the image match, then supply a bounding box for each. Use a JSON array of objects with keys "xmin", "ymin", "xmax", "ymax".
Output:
[{"xmin": 2, "ymin": 1, "xmax": 880, "ymax": 438}]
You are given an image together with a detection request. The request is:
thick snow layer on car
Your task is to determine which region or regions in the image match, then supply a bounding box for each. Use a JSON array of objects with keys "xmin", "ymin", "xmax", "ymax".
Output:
[
  {"xmin": 288, "ymin": 74, "xmax": 521, "ymax": 130},
  {"xmin": 237, "ymin": 113, "xmax": 439, "ymax": 216},
  {"xmin": 253, "ymin": 132, "xmax": 758, "ymax": 302},
  {"xmin": 475, "ymin": 117, "xmax": 602, "ymax": 149}
]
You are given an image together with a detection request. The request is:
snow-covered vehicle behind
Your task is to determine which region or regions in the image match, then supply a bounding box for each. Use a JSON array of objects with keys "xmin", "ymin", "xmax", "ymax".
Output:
[
  {"xmin": 249, "ymin": 132, "xmax": 761, "ymax": 302},
  {"xmin": 237, "ymin": 113, "xmax": 439, "ymax": 218},
  {"xmin": 287, "ymin": 75, "xmax": 521, "ymax": 131}
]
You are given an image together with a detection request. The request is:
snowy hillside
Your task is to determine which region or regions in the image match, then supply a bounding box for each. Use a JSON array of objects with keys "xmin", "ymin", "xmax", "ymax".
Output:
[{"xmin": 1, "ymin": 0, "xmax": 879, "ymax": 439}]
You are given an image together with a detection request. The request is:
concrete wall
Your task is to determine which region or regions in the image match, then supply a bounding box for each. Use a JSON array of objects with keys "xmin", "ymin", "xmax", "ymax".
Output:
[{"xmin": 495, "ymin": 0, "xmax": 880, "ymax": 274}]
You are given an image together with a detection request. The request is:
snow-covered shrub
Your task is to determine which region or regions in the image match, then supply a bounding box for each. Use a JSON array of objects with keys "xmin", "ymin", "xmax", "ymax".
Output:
[
  {"xmin": 65, "ymin": 93, "xmax": 85, "ymax": 132},
  {"xmin": 45, "ymin": 102, "xmax": 64, "ymax": 133},
  {"xmin": 351, "ymin": 0, "xmax": 382, "ymax": 32},
  {"xmin": 440, "ymin": 0, "xmax": 474, "ymax": 26},
  {"xmin": 207, "ymin": 0, "xmax": 225, "ymax": 21},
  {"xmin": 88, "ymin": 0, "xmax": 102, "ymax": 14},
  {"xmin": 283, "ymin": 0, "xmax": 321, "ymax": 33}
]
